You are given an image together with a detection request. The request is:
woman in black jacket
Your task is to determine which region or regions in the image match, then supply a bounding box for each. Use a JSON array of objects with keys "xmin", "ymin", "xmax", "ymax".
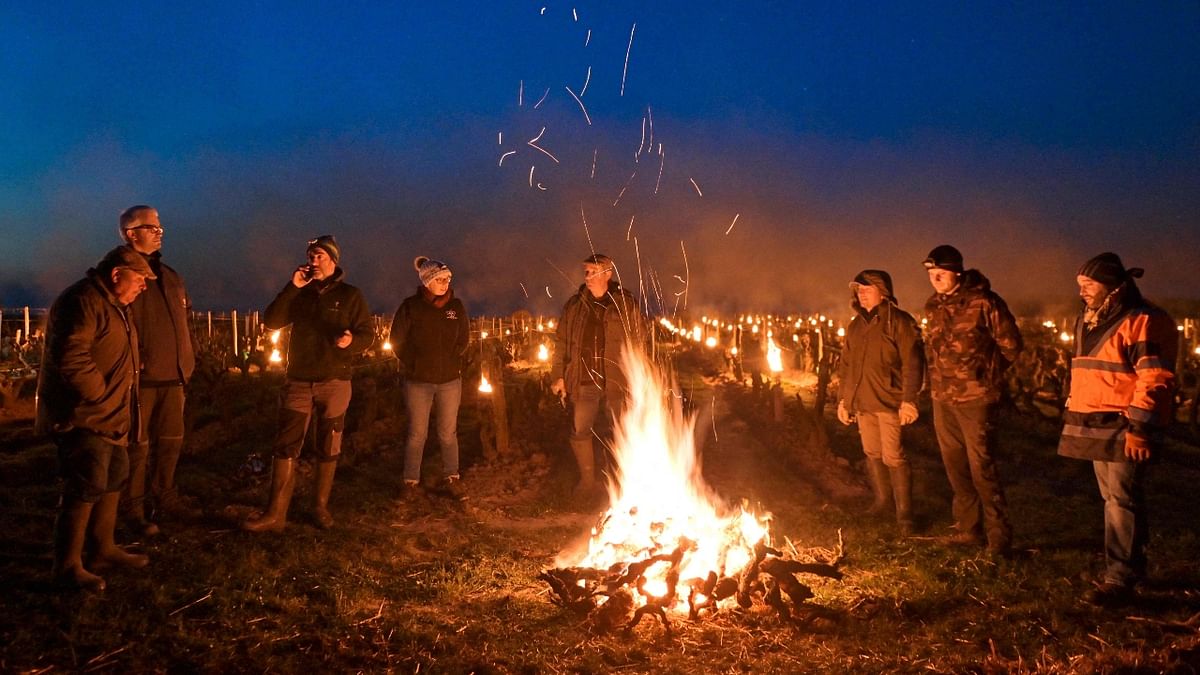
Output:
[{"xmin": 389, "ymin": 256, "xmax": 470, "ymax": 494}]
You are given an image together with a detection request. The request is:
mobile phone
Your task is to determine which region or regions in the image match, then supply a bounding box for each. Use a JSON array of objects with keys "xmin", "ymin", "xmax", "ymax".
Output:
[{"xmin": 302, "ymin": 265, "xmax": 316, "ymax": 280}]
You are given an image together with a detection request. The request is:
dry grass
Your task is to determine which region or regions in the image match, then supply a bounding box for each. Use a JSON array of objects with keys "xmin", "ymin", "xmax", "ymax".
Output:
[{"xmin": 2, "ymin": 363, "xmax": 1199, "ymax": 673}]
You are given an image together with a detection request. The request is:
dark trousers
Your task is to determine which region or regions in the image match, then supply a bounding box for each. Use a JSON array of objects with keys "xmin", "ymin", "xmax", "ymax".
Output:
[
  {"xmin": 130, "ymin": 384, "xmax": 186, "ymax": 497},
  {"xmin": 273, "ymin": 379, "xmax": 351, "ymax": 460},
  {"xmin": 933, "ymin": 399, "xmax": 1012, "ymax": 547}
]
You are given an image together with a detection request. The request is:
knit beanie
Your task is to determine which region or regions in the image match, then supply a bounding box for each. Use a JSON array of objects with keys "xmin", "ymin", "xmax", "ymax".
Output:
[
  {"xmin": 1077, "ymin": 252, "xmax": 1143, "ymax": 287},
  {"xmin": 850, "ymin": 269, "xmax": 897, "ymax": 304},
  {"xmin": 306, "ymin": 235, "xmax": 340, "ymax": 264},
  {"xmin": 414, "ymin": 256, "xmax": 451, "ymax": 285},
  {"xmin": 922, "ymin": 245, "xmax": 964, "ymax": 273}
]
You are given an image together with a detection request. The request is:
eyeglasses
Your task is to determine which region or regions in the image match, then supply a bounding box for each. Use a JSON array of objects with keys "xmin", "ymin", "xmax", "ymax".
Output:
[
  {"xmin": 127, "ymin": 225, "xmax": 164, "ymax": 234},
  {"xmin": 583, "ymin": 267, "xmax": 612, "ymax": 279}
]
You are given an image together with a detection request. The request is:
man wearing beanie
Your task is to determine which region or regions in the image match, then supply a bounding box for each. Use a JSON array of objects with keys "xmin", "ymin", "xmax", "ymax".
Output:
[
  {"xmin": 243, "ymin": 235, "xmax": 373, "ymax": 532},
  {"xmin": 389, "ymin": 256, "xmax": 470, "ymax": 498},
  {"xmin": 550, "ymin": 254, "xmax": 648, "ymax": 502},
  {"xmin": 1058, "ymin": 253, "xmax": 1176, "ymax": 606},
  {"xmin": 37, "ymin": 246, "xmax": 157, "ymax": 591},
  {"xmin": 836, "ymin": 270, "xmax": 925, "ymax": 536},
  {"xmin": 117, "ymin": 205, "xmax": 197, "ymax": 538},
  {"xmin": 922, "ymin": 244, "xmax": 1023, "ymax": 556}
]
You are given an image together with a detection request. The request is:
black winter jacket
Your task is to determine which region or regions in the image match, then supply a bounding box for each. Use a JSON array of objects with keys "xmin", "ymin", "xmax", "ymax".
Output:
[
  {"xmin": 263, "ymin": 269, "xmax": 373, "ymax": 382},
  {"xmin": 128, "ymin": 252, "xmax": 195, "ymax": 385},
  {"xmin": 551, "ymin": 282, "xmax": 647, "ymax": 396},
  {"xmin": 389, "ymin": 287, "xmax": 470, "ymax": 384}
]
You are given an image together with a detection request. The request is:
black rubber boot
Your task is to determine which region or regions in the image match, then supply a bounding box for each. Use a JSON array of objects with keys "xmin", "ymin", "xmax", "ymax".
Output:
[{"xmin": 313, "ymin": 460, "xmax": 337, "ymax": 529}]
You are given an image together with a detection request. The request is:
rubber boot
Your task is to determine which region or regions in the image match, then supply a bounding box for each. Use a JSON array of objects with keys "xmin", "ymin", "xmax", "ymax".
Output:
[
  {"xmin": 313, "ymin": 460, "xmax": 337, "ymax": 529},
  {"xmin": 153, "ymin": 438, "xmax": 199, "ymax": 520},
  {"xmin": 570, "ymin": 438, "xmax": 596, "ymax": 493},
  {"xmin": 53, "ymin": 500, "xmax": 105, "ymax": 592},
  {"xmin": 243, "ymin": 458, "xmax": 296, "ymax": 533},
  {"xmin": 90, "ymin": 491, "xmax": 150, "ymax": 570},
  {"xmin": 890, "ymin": 464, "xmax": 915, "ymax": 537},
  {"xmin": 865, "ymin": 458, "xmax": 891, "ymax": 515},
  {"xmin": 122, "ymin": 443, "xmax": 159, "ymax": 537}
]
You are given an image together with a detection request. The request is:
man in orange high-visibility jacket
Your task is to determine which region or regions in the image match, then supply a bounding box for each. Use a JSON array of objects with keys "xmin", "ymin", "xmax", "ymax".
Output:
[{"xmin": 1058, "ymin": 252, "xmax": 1176, "ymax": 607}]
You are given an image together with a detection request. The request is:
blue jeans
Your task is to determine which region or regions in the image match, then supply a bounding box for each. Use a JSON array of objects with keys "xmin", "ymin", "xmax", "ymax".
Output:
[
  {"xmin": 1093, "ymin": 459, "xmax": 1147, "ymax": 586},
  {"xmin": 404, "ymin": 379, "xmax": 462, "ymax": 482}
]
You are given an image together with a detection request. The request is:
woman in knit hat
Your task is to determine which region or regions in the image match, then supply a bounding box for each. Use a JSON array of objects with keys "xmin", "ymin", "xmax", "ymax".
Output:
[{"xmin": 388, "ymin": 257, "xmax": 470, "ymax": 498}]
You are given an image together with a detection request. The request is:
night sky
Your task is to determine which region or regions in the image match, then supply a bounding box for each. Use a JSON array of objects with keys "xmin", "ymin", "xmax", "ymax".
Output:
[{"xmin": 2, "ymin": 2, "xmax": 1197, "ymax": 318}]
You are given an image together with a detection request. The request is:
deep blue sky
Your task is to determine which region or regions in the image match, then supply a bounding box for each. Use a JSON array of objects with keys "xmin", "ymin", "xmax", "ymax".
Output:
[{"xmin": 2, "ymin": 1, "xmax": 1197, "ymax": 316}]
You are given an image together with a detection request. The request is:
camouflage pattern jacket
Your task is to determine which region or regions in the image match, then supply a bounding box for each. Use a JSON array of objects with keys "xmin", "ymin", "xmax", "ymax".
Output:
[{"xmin": 923, "ymin": 269, "xmax": 1023, "ymax": 404}]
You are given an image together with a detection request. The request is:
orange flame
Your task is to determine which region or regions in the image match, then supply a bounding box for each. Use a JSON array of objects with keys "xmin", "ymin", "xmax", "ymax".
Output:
[{"xmin": 557, "ymin": 344, "xmax": 770, "ymax": 611}]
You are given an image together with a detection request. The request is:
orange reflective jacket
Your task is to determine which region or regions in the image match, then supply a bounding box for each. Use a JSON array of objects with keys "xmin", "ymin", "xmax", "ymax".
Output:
[{"xmin": 1058, "ymin": 289, "xmax": 1176, "ymax": 462}]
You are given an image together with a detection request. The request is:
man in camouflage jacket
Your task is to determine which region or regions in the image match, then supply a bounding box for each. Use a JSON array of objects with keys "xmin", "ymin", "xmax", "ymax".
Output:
[{"xmin": 922, "ymin": 245, "xmax": 1023, "ymax": 555}]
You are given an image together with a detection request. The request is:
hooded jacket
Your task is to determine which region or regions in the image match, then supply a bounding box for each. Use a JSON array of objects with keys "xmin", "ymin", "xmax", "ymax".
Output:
[
  {"xmin": 263, "ymin": 268, "xmax": 374, "ymax": 382},
  {"xmin": 389, "ymin": 286, "xmax": 470, "ymax": 384},
  {"xmin": 551, "ymin": 281, "xmax": 647, "ymax": 397},
  {"xmin": 128, "ymin": 251, "xmax": 195, "ymax": 386},
  {"xmin": 35, "ymin": 269, "xmax": 141, "ymax": 443},
  {"xmin": 1057, "ymin": 281, "xmax": 1176, "ymax": 461},
  {"xmin": 838, "ymin": 272, "xmax": 925, "ymax": 413},
  {"xmin": 923, "ymin": 269, "xmax": 1023, "ymax": 404}
]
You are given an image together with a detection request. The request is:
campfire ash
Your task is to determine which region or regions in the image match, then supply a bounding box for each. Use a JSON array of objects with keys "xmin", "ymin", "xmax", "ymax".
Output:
[{"xmin": 541, "ymin": 345, "xmax": 844, "ymax": 633}]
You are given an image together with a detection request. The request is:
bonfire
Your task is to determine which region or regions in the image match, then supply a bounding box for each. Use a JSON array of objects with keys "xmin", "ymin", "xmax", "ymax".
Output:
[{"xmin": 541, "ymin": 343, "xmax": 843, "ymax": 634}]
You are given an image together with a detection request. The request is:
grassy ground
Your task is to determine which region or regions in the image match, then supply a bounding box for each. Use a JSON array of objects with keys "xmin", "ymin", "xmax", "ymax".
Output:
[{"xmin": 2, "ymin": 357, "xmax": 1199, "ymax": 673}]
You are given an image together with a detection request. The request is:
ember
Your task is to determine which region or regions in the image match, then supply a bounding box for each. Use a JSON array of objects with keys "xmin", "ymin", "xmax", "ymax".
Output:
[{"xmin": 542, "ymin": 344, "xmax": 843, "ymax": 631}]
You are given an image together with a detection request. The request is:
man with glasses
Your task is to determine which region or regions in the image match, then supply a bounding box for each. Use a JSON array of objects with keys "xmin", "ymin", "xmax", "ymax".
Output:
[
  {"xmin": 550, "ymin": 254, "xmax": 647, "ymax": 501},
  {"xmin": 118, "ymin": 205, "xmax": 197, "ymax": 536},
  {"xmin": 243, "ymin": 235, "xmax": 373, "ymax": 532}
]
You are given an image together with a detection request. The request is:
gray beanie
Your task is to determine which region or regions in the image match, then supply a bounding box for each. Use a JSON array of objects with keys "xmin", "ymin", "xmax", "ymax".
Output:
[{"xmin": 414, "ymin": 256, "xmax": 451, "ymax": 285}]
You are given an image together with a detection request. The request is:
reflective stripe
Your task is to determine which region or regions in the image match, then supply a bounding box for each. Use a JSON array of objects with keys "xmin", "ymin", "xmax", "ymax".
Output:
[
  {"xmin": 1072, "ymin": 357, "xmax": 1133, "ymax": 374},
  {"xmin": 1135, "ymin": 357, "xmax": 1169, "ymax": 371},
  {"xmin": 1061, "ymin": 424, "xmax": 1123, "ymax": 440},
  {"xmin": 1126, "ymin": 406, "xmax": 1154, "ymax": 423}
]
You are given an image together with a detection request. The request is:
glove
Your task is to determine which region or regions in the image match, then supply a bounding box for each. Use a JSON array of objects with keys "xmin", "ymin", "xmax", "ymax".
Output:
[
  {"xmin": 898, "ymin": 402, "xmax": 919, "ymax": 426},
  {"xmin": 836, "ymin": 401, "xmax": 852, "ymax": 426},
  {"xmin": 1124, "ymin": 432, "xmax": 1152, "ymax": 462}
]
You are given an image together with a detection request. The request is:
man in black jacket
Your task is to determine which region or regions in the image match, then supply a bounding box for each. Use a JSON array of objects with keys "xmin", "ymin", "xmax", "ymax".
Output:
[
  {"xmin": 37, "ymin": 246, "xmax": 156, "ymax": 591},
  {"xmin": 243, "ymin": 235, "xmax": 373, "ymax": 532},
  {"xmin": 118, "ymin": 205, "xmax": 197, "ymax": 536}
]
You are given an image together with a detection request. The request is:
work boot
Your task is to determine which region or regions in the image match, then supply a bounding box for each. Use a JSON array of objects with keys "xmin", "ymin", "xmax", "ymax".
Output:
[
  {"xmin": 52, "ymin": 500, "xmax": 105, "ymax": 593},
  {"xmin": 889, "ymin": 464, "xmax": 915, "ymax": 537},
  {"xmin": 89, "ymin": 491, "xmax": 150, "ymax": 570},
  {"xmin": 443, "ymin": 473, "xmax": 467, "ymax": 501},
  {"xmin": 243, "ymin": 458, "xmax": 296, "ymax": 533},
  {"xmin": 313, "ymin": 460, "xmax": 337, "ymax": 529},
  {"xmin": 152, "ymin": 439, "xmax": 201, "ymax": 521},
  {"xmin": 570, "ymin": 438, "xmax": 596, "ymax": 495},
  {"xmin": 864, "ymin": 459, "xmax": 890, "ymax": 515},
  {"xmin": 1085, "ymin": 582, "xmax": 1134, "ymax": 607}
]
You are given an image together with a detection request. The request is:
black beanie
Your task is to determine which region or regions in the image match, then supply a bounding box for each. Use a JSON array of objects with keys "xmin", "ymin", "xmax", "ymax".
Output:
[
  {"xmin": 922, "ymin": 245, "xmax": 963, "ymax": 273},
  {"xmin": 1077, "ymin": 252, "xmax": 1143, "ymax": 287},
  {"xmin": 306, "ymin": 235, "xmax": 340, "ymax": 264}
]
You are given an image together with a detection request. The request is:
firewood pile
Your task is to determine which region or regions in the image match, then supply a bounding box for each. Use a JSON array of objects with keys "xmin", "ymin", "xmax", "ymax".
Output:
[{"xmin": 540, "ymin": 529, "xmax": 845, "ymax": 635}]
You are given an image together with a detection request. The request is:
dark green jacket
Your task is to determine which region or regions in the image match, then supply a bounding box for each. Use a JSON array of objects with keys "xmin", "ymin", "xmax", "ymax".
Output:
[
  {"xmin": 551, "ymin": 282, "xmax": 647, "ymax": 397},
  {"xmin": 264, "ymin": 268, "xmax": 373, "ymax": 382},
  {"xmin": 36, "ymin": 271, "xmax": 141, "ymax": 442},
  {"xmin": 838, "ymin": 300, "xmax": 924, "ymax": 413}
]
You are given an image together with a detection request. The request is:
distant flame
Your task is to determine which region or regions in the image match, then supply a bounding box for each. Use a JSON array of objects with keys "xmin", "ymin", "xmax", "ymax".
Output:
[
  {"xmin": 557, "ymin": 344, "xmax": 771, "ymax": 612},
  {"xmin": 537, "ymin": 343, "xmax": 549, "ymax": 361},
  {"xmin": 766, "ymin": 335, "xmax": 783, "ymax": 372},
  {"xmin": 479, "ymin": 374, "xmax": 493, "ymax": 393}
]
